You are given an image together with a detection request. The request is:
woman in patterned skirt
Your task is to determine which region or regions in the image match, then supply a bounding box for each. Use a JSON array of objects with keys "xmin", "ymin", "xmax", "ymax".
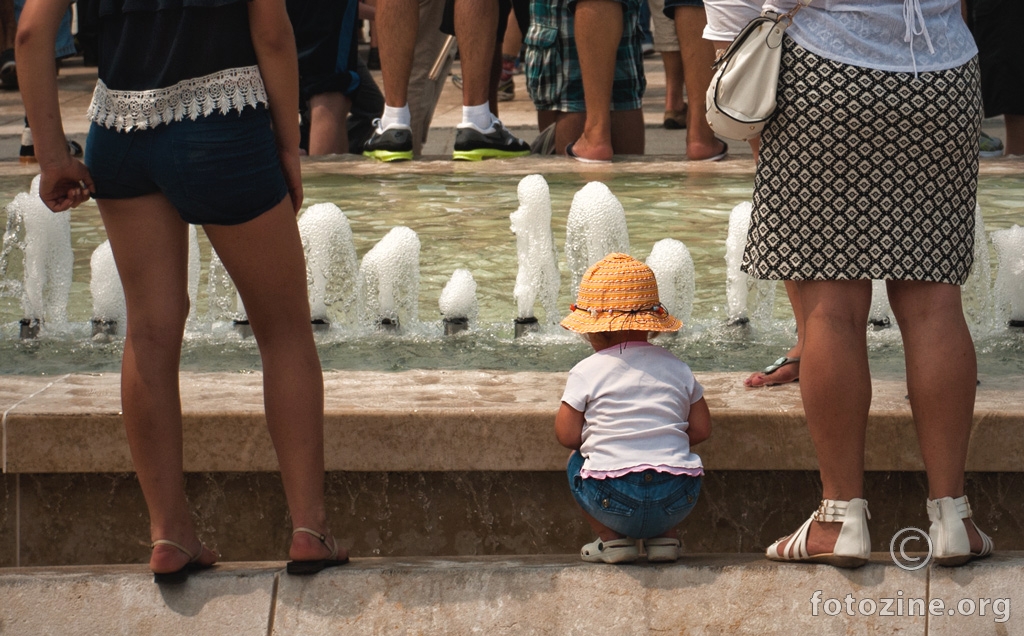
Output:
[{"xmin": 704, "ymin": 0, "xmax": 993, "ymax": 567}]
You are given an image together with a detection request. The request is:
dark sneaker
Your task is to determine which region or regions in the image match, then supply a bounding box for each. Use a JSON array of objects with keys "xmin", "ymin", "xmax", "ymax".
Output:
[
  {"xmin": 363, "ymin": 120, "xmax": 413, "ymax": 162},
  {"xmin": 497, "ymin": 76, "xmax": 514, "ymax": 102},
  {"xmin": 0, "ymin": 49, "xmax": 16, "ymax": 90},
  {"xmin": 979, "ymin": 131, "xmax": 1004, "ymax": 158},
  {"xmin": 453, "ymin": 120, "xmax": 530, "ymax": 161}
]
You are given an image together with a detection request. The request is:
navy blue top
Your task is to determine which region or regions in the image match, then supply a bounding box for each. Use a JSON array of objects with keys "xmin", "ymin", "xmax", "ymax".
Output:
[{"xmin": 94, "ymin": 0, "xmax": 258, "ymax": 91}]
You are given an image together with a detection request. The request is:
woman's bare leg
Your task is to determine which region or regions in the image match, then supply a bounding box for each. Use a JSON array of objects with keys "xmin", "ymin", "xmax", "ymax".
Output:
[
  {"xmin": 203, "ymin": 199, "xmax": 342, "ymax": 562},
  {"xmin": 98, "ymin": 194, "xmax": 219, "ymax": 574},
  {"xmin": 773, "ymin": 279, "xmax": 872, "ymax": 556},
  {"xmin": 887, "ymin": 279, "xmax": 983, "ymax": 551}
]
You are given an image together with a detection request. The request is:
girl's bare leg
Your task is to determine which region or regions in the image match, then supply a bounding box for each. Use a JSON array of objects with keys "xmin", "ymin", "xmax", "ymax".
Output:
[
  {"xmin": 98, "ymin": 194, "xmax": 218, "ymax": 574},
  {"xmin": 203, "ymin": 199, "xmax": 342, "ymax": 562}
]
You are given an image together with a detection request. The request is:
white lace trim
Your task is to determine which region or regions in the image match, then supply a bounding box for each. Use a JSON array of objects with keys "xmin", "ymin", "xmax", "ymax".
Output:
[{"xmin": 87, "ymin": 65, "xmax": 268, "ymax": 132}]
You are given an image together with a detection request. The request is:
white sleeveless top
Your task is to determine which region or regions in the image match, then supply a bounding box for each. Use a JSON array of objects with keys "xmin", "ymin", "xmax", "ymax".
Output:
[{"xmin": 704, "ymin": 0, "xmax": 978, "ymax": 75}]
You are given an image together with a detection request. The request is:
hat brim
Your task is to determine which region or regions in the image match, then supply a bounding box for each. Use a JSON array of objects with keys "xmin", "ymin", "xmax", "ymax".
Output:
[{"xmin": 559, "ymin": 307, "xmax": 682, "ymax": 333}]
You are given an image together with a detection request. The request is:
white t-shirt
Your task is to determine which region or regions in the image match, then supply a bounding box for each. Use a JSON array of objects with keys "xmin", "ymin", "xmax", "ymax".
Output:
[{"xmin": 561, "ymin": 341, "xmax": 704, "ymax": 474}]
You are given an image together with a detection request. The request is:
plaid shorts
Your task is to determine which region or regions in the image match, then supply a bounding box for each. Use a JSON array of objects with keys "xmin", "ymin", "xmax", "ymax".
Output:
[{"xmin": 524, "ymin": 0, "xmax": 646, "ymax": 112}]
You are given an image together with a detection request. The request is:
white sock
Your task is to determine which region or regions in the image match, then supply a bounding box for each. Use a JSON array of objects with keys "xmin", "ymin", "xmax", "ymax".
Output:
[
  {"xmin": 380, "ymin": 105, "xmax": 411, "ymax": 129},
  {"xmin": 461, "ymin": 103, "xmax": 494, "ymax": 131}
]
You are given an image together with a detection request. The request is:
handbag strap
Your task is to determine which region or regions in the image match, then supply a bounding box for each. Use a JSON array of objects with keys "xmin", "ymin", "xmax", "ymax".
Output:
[{"xmin": 775, "ymin": 0, "xmax": 812, "ymax": 26}]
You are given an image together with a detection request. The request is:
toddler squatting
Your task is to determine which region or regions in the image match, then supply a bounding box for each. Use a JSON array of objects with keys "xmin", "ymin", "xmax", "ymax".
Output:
[{"xmin": 556, "ymin": 253, "xmax": 711, "ymax": 563}]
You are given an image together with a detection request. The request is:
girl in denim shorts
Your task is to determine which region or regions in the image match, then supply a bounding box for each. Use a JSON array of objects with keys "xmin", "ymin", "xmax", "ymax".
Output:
[
  {"xmin": 19, "ymin": 0, "xmax": 345, "ymax": 582},
  {"xmin": 556, "ymin": 253, "xmax": 711, "ymax": 563}
]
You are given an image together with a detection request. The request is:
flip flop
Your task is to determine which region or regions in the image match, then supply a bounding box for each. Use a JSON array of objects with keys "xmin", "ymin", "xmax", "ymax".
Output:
[
  {"xmin": 751, "ymin": 355, "xmax": 800, "ymax": 387},
  {"xmin": 694, "ymin": 140, "xmax": 728, "ymax": 162},
  {"xmin": 566, "ymin": 141, "xmax": 612, "ymax": 164},
  {"xmin": 286, "ymin": 527, "xmax": 349, "ymax": 575},
  {"xmin": 151, "ymin": 539, "xmax": 215, "ymax": 585}
]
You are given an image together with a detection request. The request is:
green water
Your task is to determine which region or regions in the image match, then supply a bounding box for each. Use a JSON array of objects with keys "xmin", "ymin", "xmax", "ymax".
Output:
[{"xmin": 1, "ymin": 170, "xmax": 1022, "ymax": 376}]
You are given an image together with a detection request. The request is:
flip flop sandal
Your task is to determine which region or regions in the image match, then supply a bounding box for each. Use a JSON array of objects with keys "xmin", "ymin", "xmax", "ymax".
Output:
[
  {"xmin": 759, "ymin": 356, "xmax": 800, "ymax": 386},
  {"xmin": 694, "ymin": 141, "xmax": 728, "ymax": 162},
  {"xmin": 566, "ymin": 141, "xmax": 612, "ymax": 164},
  {"xmin": 151, "ymin": 539, "xmax": 214, "ymax": 585},
  {"xmin": 286, "ymin": 527, "xmax": 349, "ymax": 575},
  {"xmin": 580, "ymin": 537, "xmax": 639, "ymax": 563}
]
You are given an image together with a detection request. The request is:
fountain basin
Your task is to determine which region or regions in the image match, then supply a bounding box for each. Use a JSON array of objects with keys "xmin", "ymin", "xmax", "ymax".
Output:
[{"xmin": 2, "ymin": 159, "xmax": 1022, "ymax": 377}]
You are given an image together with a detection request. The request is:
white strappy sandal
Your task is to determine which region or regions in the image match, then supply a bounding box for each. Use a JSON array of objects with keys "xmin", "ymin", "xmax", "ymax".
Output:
[
  {"xmin": 927, "ymin": 495, "xmax": 994, "ymax": 566},
  {"xmin": 766, "ymin": 498, "xmax": 871, "ymax": 568}
]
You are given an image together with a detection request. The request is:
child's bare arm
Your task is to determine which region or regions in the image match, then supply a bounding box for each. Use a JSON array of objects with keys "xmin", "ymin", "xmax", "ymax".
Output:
[
  {"xmin": 687, "ymin": 397, "xmax": 712, "ymax": 446},
  {"xmin": 555, "ymin": 402, "xmax": 585, "ymax": 450}
]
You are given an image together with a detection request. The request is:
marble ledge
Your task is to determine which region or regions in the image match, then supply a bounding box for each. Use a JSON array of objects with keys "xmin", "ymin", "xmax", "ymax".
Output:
[
  {"xmin": 2, "ymin": 371, "xmax": 1022, "ymax": 474},
  {"xmin": 2, "ymin": 554, "xmax": 1023, "ymax": 635}
]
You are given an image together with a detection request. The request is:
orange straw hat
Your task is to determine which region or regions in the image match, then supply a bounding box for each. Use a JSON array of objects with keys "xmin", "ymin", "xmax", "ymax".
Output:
[{"xmin": 560, "ymin": 253, "xmax": 682, "ymax": 334}]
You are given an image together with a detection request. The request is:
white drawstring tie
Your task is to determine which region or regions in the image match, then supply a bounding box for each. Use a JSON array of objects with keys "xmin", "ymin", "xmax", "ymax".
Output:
[{"xmin": 903, "ymin": 0, "xmax": 935, "ymax": 78}]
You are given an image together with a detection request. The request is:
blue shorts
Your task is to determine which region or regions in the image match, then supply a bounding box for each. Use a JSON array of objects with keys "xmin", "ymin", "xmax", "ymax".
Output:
[
  {"xmin": 662, "ymin": 0, "xmax": 703, "ymax": 19},
  {"xmin": 84, "ymin": 105, "xmax": 289, "ymax": 226},
  {"xmin": 567, "ymin": 450, "xmax": 701, "ymax": 539}
]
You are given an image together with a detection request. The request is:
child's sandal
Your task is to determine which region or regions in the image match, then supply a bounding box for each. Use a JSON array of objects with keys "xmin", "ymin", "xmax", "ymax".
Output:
[{"xmin": 580, "ymin": 537, "xmax": 639, "ymax": 563}]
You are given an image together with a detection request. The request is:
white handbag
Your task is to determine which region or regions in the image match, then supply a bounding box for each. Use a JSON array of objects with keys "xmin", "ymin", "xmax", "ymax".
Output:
[{"xmin": 705, "ymin": 0, "xmax": 811, "ymax": 141}]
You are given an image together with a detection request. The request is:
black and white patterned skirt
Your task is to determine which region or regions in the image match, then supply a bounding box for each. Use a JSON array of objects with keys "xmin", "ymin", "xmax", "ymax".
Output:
[{"xmin": 742, "ymin": 39, "xmax": 982, "ymax": 284}]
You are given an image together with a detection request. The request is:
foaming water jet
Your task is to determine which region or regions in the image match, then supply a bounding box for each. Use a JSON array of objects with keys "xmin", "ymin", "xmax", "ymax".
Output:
[
  {"xmin": 565, "ymin": 182, "xmax": 629, "ymax": 298},
  {"xmin": 8, "ymin": 176, "xmax": 72, "ymax": 337},
  {"xmin": 724, "ymin": 202, "xmax": 774, "ymax": 327},
  {"xmin": 439, "ymin": 268, "xmax": 477, "ymax": 335},
  {"xmin": 89, "ymin": 240, "xmax": 124, "ymax": 337},
  {"xmin": 299, "ymin": 203, "xmax": 358, "ymax": 327},
  {"xmin": 646, "ymin": 238, "xmax": 695, "ymax": 328},
  {"xmin": 510, "ymin": 174, "xmax": 560, "ymax": 333},
  {"xmin": 359, "ymin": 226, "xmax": 420, "ymax": 332},
  {"xmin": 992, "ymin": 224, "xmax": 1024, "ymax": 328}
]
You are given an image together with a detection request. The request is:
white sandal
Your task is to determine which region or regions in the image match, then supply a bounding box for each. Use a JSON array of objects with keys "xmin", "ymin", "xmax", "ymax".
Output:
[
  {"xmin": 580, "ymin": 537, "xmax": 639, "ymax": 563},
  {"xmin": 766, "ymin": 498, "xmax": 871, "ymax": 568},
  {"xmin": 927, "ymin": 495, "xmax": 994, "ymax": 566}
]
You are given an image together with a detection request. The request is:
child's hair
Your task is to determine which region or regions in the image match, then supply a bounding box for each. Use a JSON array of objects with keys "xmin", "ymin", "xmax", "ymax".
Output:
[{"xmin": 560, "ymin": 253, "xmax": 682, "ymax": 334}]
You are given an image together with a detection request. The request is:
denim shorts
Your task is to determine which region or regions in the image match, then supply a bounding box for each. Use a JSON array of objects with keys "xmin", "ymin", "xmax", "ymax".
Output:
[
  {"xmin": 567, "ymin": 451, "xmax": 701, "ymax": 539},
  {"xmin": 85, "ymin": 105, "xmax": 289, "ymax": 226}
]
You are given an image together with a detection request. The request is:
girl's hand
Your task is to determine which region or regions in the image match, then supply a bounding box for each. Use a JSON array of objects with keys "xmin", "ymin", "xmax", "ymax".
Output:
[{"xmin": 39, "ymin": 156, "xmax": 95, "ymax": 212}]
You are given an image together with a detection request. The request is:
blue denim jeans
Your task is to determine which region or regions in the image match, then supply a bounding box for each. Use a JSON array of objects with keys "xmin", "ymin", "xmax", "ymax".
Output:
[{"xmin": 567, "ymin": 450, "xmax": 701, "ymax": 539}]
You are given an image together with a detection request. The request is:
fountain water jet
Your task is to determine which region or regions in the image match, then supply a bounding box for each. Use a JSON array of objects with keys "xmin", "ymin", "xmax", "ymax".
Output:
[
  {"xmin": 510, "ymin": 174, "xmax": 560, "ymax": 337},
  {"xmin": 298, "ymin": 203, "xmax": 358, "ymax": 329},
  {"xmin": 89, "ymin": 241, "xmax": 124, "ymax": 337},
  {"xmin": 868, "ymin": 281, "xmax": 892, "ymax": 329},
  {"xmin": 991, "ymin": 224, "xmax": 1024, "ymax": 328},
  {"xmin": 724, "ymin": 202, "xmax": 774, "ymax": 327},
  {"xmin": 565, "ymin": 182, "xmax": 629, "ymax": 298},
  {"xmin": 646, "ymin": 238, "xmax": 695, "ymax": 328},
  {"xmin": 962, "ymin": 205, "xmax": 995, "ymax": 332},
  {"xmin": 439, "ymin": 269, "xmax": 477, "ymax": 335},
  {"xmin": 358, "ymin": 226, "xmax": 421, "ymax": 332},
  {"xmin": 6, "ymin": 176, "xmax": 73, "ymax": 338}
]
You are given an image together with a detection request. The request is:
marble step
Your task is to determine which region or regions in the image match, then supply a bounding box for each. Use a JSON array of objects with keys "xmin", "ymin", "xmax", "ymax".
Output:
[{"xmin": 1, "ymin": 554, "xmax": 1021, "ymax": 635}]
